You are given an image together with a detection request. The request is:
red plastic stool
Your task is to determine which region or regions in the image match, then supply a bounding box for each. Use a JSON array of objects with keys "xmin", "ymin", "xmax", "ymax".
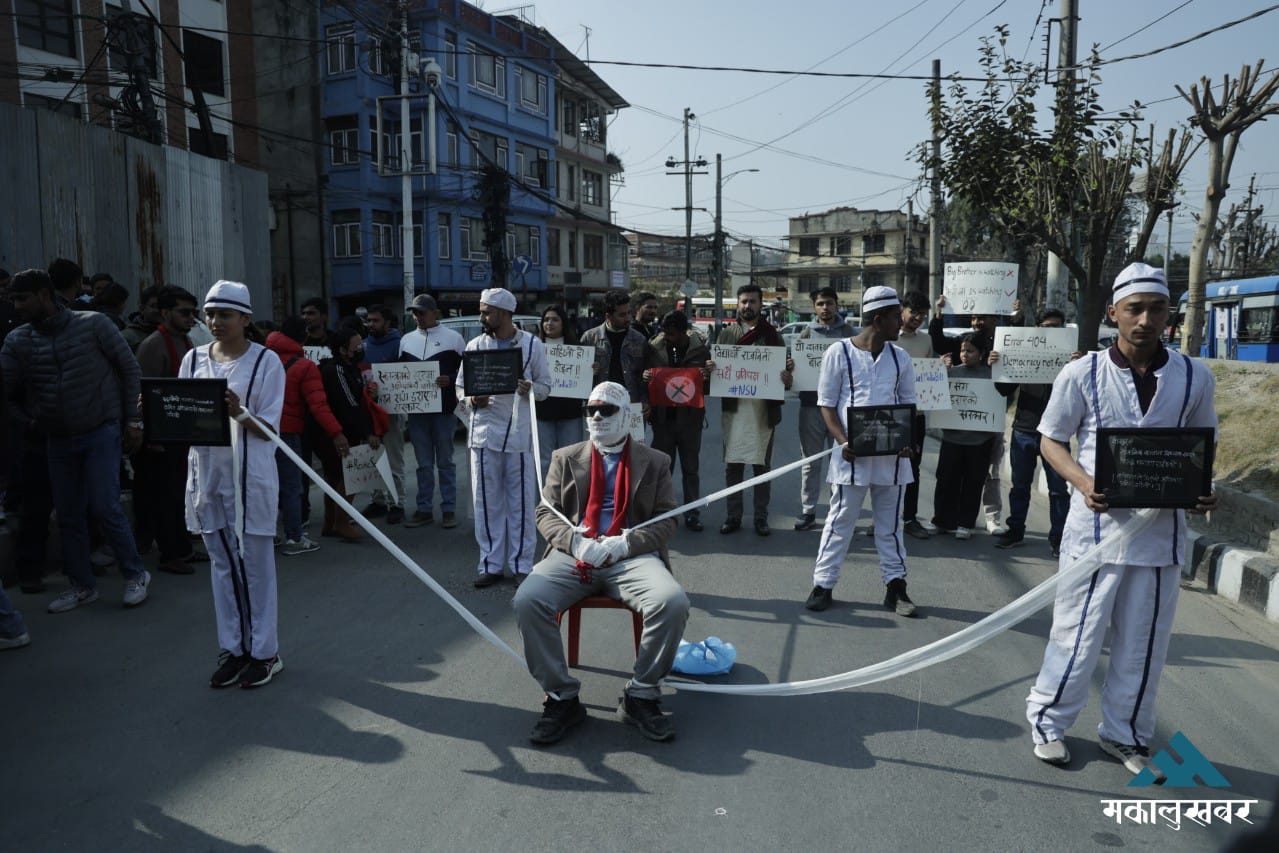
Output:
[{"xmin": 557, "ymin": 595, "xmax": 643, "ymax": 667}]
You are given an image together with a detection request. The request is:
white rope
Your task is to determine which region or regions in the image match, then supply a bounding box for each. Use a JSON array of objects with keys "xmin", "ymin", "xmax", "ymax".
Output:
[
  {"xmin": 666, "ymin": 508, "xmax": 1159, "ymax": 696},
  {"xmin": 241, "ymin": 412, "xmax": 527, "ymax": 668}
]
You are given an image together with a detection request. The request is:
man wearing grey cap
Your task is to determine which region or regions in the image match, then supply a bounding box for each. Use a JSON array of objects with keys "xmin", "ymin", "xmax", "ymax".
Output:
[
  {"xmin": 457, "ymin": 288, "xmax": 551, "ymax": 587},
  {"xmin": 399, "ymin": 293, "xmax": 465, "ymax": 529}
]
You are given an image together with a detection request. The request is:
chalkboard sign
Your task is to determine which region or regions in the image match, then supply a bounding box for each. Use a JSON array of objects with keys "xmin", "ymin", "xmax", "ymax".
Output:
[
  {"xmin": 846, "ymin": 404, "xmax": 916, "ymax": 457},
  {"xmin": 463, "ymin": 348, "xmax": 523, "ymax": 396},
  {"xmin": 1094, "ymin": 428, "xmax": 1214, "ymax": 509},
  {"xmin": 141, "ymin": 378, "xmax": 231, "ymax": 446}
]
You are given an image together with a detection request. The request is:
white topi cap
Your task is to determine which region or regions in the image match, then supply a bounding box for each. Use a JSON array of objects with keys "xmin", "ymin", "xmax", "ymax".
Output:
[
  {"xmin": 203, "ymin": 280, "xmax": 252, "ymax": 315},
  {"xmin": 479, "ymin": 287, "xmax": 517, "ymax": 312},
  {"xmin": 861, "ymin": 285, "xmax": 901, "ymax": 315},
  {"xmin": 1112, "ymin": 262, "xmax": 1169, "ymax": 305}
]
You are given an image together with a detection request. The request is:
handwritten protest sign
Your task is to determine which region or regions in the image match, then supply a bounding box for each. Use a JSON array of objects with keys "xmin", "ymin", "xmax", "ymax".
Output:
[
  {"xmin": 342, "ymin": 444, "xmax": 395, "ymax": 497},
  {"xmin": 943, "ymin": 261, "xmax": 1018, "ymax": 315},
  {"xmin": 303, "ymin": 345, "xmax": 329, "ymax": 364},
  {"xmin": 370, "ymin": 362, "xmax": 441, "ymax": 414},
  {"xmin": 927, "ymin": 378, "xmax": 1007, "ymax": 433},
  {"xmin": 141, "ymin": 378, "xmax": 230, "ymax": 445},
  {"xmin": 626, "ymin": 410, "xmax": 646, "ymax": 444},
  {"xmin": 790, "ymin": 338, "xmax": 836, "ymax": 393},
  {"xmin": 1094, "ymin": 428, "xmax": 1214, "ymax": 509},
  {"xmin": 990, "ymin": 326, "xmax": 1078, "ymax": 383},
  {"xmin": 911, "ymin": 358, "xmax": 951, "ymax": 412},
  {"xmin": 709, "ymin": 344, "xmax": 787, "ymax": 401},
  {"xmin": 544, "ymin": 343, "xmax": 594, "ymax": 399}
]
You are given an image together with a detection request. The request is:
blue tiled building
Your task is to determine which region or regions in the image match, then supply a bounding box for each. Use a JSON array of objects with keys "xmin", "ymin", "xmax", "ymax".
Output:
[{"xmin": 320, "ymin": 0, "xmax": 570, "ymax": 317}]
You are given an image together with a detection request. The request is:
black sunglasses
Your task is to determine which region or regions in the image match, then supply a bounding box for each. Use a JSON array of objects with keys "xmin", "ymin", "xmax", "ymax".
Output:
[{"xmin": 586, "ymin": 404, "xmax": 620, "ymax": 417}]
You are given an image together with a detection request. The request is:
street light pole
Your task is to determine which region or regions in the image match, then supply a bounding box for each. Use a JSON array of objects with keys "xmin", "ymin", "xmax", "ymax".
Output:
[
  {"xmin": 666, "ymin": 108, "xmax": 707, "ymax": 316},
  {"xmin": 713, "ymin": 159, "xmax": 760, "ymax": 329}
]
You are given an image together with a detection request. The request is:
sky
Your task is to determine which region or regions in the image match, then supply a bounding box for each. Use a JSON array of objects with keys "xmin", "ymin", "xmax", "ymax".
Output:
[{"xmin": 501, "ymin": 0, "xmax": 1279, "ymax": 260}]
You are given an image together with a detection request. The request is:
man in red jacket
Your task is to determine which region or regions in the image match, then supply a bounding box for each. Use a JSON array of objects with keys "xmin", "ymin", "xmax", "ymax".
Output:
[{"xmin": 265, "ymin": 319, "xmax": 348, "ymax": 554}]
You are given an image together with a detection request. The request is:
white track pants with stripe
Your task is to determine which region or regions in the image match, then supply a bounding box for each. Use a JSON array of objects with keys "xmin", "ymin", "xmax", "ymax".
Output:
[
  {"xmin": 470, "ymin": 447, "xmax": 537, "ymax": 578},
  {"xmin": 1026, "ymin": 563, "xmax": 1179, "ymax": 747},
  {"xmin": 204, "ymin": 529, "xmax": 279, "ymax": 660},
  {"xmin": 812, "ymin": 483, "xmax": 907, "ymax": 589}
]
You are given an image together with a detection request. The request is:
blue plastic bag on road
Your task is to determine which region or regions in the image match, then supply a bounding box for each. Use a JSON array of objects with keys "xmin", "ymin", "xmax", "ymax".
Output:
[{"xmin": 672, "ymin": 637, "xmax": 737, "ymax": 675}]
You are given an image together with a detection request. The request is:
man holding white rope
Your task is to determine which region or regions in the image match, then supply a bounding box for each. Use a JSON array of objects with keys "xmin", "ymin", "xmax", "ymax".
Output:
[
  {"xmin": 1026, "ymin": 263, "xmax": 1217, "ymax": 779},
  {"xmin": 514, "ymin": 381, "xmax": 688, "ymax": 746}
]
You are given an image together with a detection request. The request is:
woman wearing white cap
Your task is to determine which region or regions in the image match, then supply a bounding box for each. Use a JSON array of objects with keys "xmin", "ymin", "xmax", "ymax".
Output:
[{"xmin": 180, "ymin": 280, "xmax": 287, "ymax": 689}]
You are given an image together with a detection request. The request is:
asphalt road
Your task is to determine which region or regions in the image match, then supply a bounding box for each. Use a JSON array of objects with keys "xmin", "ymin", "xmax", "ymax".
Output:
[{"xmin": 4, "ymin": 403, "xmax": 1277, "ymax": 852}]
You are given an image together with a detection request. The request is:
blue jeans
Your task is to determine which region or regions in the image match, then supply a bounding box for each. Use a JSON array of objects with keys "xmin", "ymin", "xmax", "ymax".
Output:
[
  {"xmin": 1007, "ymin": 428, "xmax": 1069, "ymax": 541},
  {"xmin": 46, "ymin": 420, "xmax": 144, "ymax": 589},
  {"xmin": 0, "ymin": 584, "xmax": 27, "ymax": 639},
  {"xmin": 408, "ymin": 412, "xmax": 456, "ymax": 513},
  {"xmin": 276, "ymin": 432, "xmax": 306, "ymax": 540},
  {"xmin": 536, "ymin": 417, "xmax": 584, "ymax": 478}
]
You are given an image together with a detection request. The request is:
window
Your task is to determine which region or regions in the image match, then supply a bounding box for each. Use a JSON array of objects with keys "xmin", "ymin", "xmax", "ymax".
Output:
[
  {"xmin": 798, "ymin": 274, "xmax": 819, "ymax": 294},
  {"xmin": 515, "ymin": 143, "xmax": 548, "ymax": 188},
  {"xmin": 16, "ymin": 0, "xmax": 76, "ymax": 58},
  {"xmin": 327, "ymin": 115, "xmax": 359, "ymax": 166},
  {"xmin": 188, "ymin": 127, "xmax": 228, "ymax": 159},
  {"xmin": 508, "ymin": 224, "xmax": 540, "ymax": 265},
  {"xmin": 398, "ymin": 212, "xmax": 424, "ymax": 258},
  {"xmin": 567, "ymin": 231, "xmax": 577, "ymax": 267},
  {"xmin": 444, "ymin": 30, "xmax": 457, "ymax": 78},
  {"xmin": 565, "ymin": 164, "xmax": 577, "ymax": 201},
  {"xmin": 445, "ymin": 131, "xmax": 459, "ymax": 168},
  {"xmin": 469, "ymin": 130, "xmax": 507, "ymax": 170},
  {"xmin": 581, "ymin": 170, "xmax": 603, "ymax": 206},
  {"xmin": 579, "ymin": 99, "xmax": 604, "ymax": 144},
  {"xmin": 327, "ymin": 24, "xmax": 356, "ymax": 74},
  {"xmin": 513, "ymin": 65, "xmax": 547, "ymax": 113},
  {"xmin": 583, "ymin": 234, "xmax": 604, "ymax": 270},
  {"xmin": 393, "ymin": 116, "xmax": 424, "ymax": 167},
  {"xmin": 332, "ymin": 210, "xmax": 361, "ymax": 258},
  {"xmin": 1240, "ymin": 307, "xmax": 1279, "ymax": 343},
  {"xmin": 831, "ymin": 274, "xmax": 853, "ymax": 293},
  {"xmin": 460, "ymin": 217, "xmax": 488, "ymax": 260},
  {"xmin": 561, "ymin": 97, "xmax": 577, "ymax": 137},
  {"xmin": 107, "ymin": 9, "xmax": 157, "ymax": 78},
  {"xmin": 368, "ymin": 210, "xmax": 393, "ymax": 258},
  {"xmin": 862, "ymin": 233, "xmax": 885, "ymax": 254},
  {"xmin": 23, "ymin": 92, "xmax": 81, "ymax": 119},
  {"xmin": 182, "ymin": 30, "xmax": 225, "ymax": 96},
  {"xmin": 368, "ymin": 115, "xmax": 391, "ymax": 168},
  {"xmin": 832, "ymin": 235, "xmax": 851, "ymax": 256},
  {"xmin": 469, "ymin": 44, "xmax": 505, "ymax": 98},
  {"xmin": 547, "ymin": 227, "xmax": 561, "ymax": 266},
  {"xmin": 438, "ymin": 213, "xmax": 451, "ymax": 259},
  {"xmin": 798, "ymin": 237, "xmax": 820, "ymax": 257},
  {"xmin": 863, "ymin": 270, "xmax": 885, "ymax": 287}
]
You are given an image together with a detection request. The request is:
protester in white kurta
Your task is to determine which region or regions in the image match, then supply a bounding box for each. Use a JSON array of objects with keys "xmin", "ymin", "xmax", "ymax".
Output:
[
  {"xmin": 456, "ymin": 288, "xmax": 551, "ymax": 587},
  {"xmin": 181, "ymin": 281, "xmax": 286, "ymax": 689},
  {"xmin": 805, "ymin": 287, "xmax": 918, "ymax": 617},
  {"xmin": 1025, "ymin": 263, "xmax": 1217, "ymax": 779}
]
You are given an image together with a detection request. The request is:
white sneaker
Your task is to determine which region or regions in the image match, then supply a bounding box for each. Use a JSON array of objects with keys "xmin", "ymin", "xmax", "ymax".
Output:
[
  {"xmin": 986, "ymin": 518, "xmax": 1008, "ymax": 536},
  {"xmin": 954, "ymin": 527, "xmax": 972, "ymax": 540},
  {"xmin": 48, "ymin": 587, "xmax": 99, "ymax": 614},
  {"xmin": 1034, "ymin": 739, "xmax": 1071, "ymax": 765},
  {"xmin": 89, "ymin": 546, "xmax": 116, "ymax": 568},
  {"xmin": 280, "ymin": 535, "xmax": 320, "ymax": 556},
  {"xmin": 1099, "ymin": 738, "xmax": 1165, "ymax": 783},
  {"xmin": 917, "ymin": 518, "xmax": 938, "ymax": 533},
  {"xmin": 0, "ymin": 632, "xmax": 31, "ymax": 650},
  {"xmin": 123, "ymin": 570, "xmax": 151, "ymax": 607}
]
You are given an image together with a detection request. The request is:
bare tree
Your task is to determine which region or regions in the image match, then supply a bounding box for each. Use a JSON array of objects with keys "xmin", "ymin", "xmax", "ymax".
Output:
[{"xmin": 1177, "ymin": 62, "xmax": 1279, "ymax": 355}]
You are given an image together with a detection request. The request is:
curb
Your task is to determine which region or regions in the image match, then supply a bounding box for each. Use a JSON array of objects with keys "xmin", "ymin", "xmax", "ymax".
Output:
[{"xmin": 1184, "ymin": 530, "xmax": 1279, "ymax": 623}]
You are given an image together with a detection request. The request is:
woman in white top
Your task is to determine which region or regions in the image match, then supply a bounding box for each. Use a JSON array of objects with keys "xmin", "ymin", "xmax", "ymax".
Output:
[{"xmin": 180, "ymin": 280, "xmax": 286, "ymax": 689}]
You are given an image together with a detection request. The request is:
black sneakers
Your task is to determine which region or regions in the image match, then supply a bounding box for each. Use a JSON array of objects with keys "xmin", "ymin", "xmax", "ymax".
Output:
[
  {"xmin": 210, "ymin": 652, "xmax": 249, "ymax": 688},
  {"xmin": 684, "ymin": 513, "xmax": 704, "ymax": 532},
  {"xmin": 473, "ymin": 572, "xmax": 504, "ymax": 589},
  {"xmin": 884, "ymin": 578, "xmax": 917, "ymax": 617},
  {"xmin": 793, "ymin": 514, "xmax": 817, "ymax": 531},
  {"xmin": 995, "ymin": 529, "xmax": 1026, "ymax": 549},
  {"xmin": 240, "ymin": 656, "xmax": 283, "ymax": 689},
  {"xmin": 804, "ymin": 585, "xmax": 833, "ymax": 611},
  {"xmin": 362, "ymin": 501, "xmax": 388, "ymax": 519},
  {"xmin": 529, "ymin": 695, "xmax": 587, "ymax": 745},
  {"xmin": 617, "ymin": 694, "xmax": 676, "ymax": 742}
]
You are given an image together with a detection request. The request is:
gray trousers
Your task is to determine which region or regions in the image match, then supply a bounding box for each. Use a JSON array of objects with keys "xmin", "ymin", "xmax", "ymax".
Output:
[
  {"xmin": 371, "ymin": 413, "xmax": 405, "ymax": 510},
  {"xmin": 650, "ymin": 418, "xmax": 702, "ymax": 516},
  {"xmin": 513, "ymin": 550, "xmax": 690, "ymax": 700},
  {"xmin": 726, "ymin": 430, "xmax": 776, "ymax": 522},
  {"xmin": 983, "ymin": 433, "xmax": 1006, "ymax": 523},
  {"xmin": 798, "ymin": 405, "xmax": 832, "ymax": 516}
]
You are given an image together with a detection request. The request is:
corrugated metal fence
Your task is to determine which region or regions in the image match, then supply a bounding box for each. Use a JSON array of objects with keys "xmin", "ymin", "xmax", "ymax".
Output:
[{"xmin": 0, "ymin": 103, "xmax": 270, "ymax": 312}]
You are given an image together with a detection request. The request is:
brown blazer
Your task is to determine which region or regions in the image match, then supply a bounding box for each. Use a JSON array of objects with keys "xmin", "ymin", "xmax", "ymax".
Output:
[{"xmin": 536, "ymin": 439, "xmax": 678, "ymax": 569}]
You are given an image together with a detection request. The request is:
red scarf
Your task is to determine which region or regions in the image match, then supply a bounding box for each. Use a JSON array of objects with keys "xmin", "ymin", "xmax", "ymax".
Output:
[
  {"xmin": 157, "ymin": 325, "xmax": 189, "ymax": 377},
  {"xmin": 574, "ymin": 440, "xmax": 631, "ymax": 583},
  {"xmin": 737, "ymin": 318, "xmax": 779, "ymax": 347}
]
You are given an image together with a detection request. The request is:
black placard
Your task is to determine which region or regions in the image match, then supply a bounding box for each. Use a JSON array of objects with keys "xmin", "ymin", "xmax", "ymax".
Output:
[
  {"xmin": 463, "ymin": 348, "xmax": 523, "ymax": 396},
  {"xmin": 141, "ymin": 378, "xmax": 231, "ymax": 446},
  {"xmin": 1094, "ymin": 428, "xmax": 1214, "ymax": 509},
  {"xmin": 846, "ymin": 404, "xmax": 916, "ymax": 457}
]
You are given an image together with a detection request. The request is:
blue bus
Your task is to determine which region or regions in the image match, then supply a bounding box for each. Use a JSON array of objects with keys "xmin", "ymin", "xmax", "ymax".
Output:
[{"xmin": 1170, "ymin": 275, "xmax": 1279, "ymax": 362}]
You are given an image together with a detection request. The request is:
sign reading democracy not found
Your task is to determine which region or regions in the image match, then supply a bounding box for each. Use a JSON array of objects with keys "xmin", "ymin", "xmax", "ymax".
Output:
[
  {"xmin": 342, "ymin": 443, "xmax": 395, "ymax": 499},
  {"xmin": 544, "ymin": 343, "xmax": 594, "ymax": 399},
  {"xmin": 370, "ymin": 362, "xmax": 441, "ymax": 414},
  {"xmin": 990, "ymin": 326, "xmax": 1078, "ymax": 383},
  {"xmin": 927, "ymin": 378, "xmax": 1007, "ymax": 433},
  {"xmin": 302, "ymin": 345, "xmax": 329, "ymax": 365},
  {"xmin": 790, "ymin": 338, "xmax": 836, "ymax": 393},
  {"xmin": 911, "ymin": 358, "xmax": 951, "ymax": 411},
  {"xmin": 709, "ymin": 344, "xmax": 787, "ymax": 401},
  {"xmin": 943, "ymin": 261, "xmax": 1018, "ymax": 316}
]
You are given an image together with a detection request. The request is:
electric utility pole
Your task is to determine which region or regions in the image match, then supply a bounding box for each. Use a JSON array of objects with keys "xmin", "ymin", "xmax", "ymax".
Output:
[
  {"xmin": 399, "ymin": 0, "xmax": 415, "ymax": 312},
  {"xmin": 1044, "ymin": 0, "xmax": 1079, "ymax": 311},
  {"xmin": 928, "ymin": 59, "xmax": 943, "ymax": 303},
  {"xmin": 666, "ymin": 107, "xmax": 707, "ymax": 314}
]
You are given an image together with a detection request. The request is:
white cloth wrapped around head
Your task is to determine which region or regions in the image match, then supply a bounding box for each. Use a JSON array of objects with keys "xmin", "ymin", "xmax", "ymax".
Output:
[{"xmin": 586, "ymin": 380, "xmax": 631, "ymax": 454}]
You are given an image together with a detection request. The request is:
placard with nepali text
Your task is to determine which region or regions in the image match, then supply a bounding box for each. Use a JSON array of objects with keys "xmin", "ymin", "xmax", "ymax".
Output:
[
  {"xmin": 370, "ymin": 362, "xmax": 441, "ymax": 414},
  {"xmin": 1094, "ymin": 428, "xmax": 1214, "ymax": 509},
  {"xmin": 847, "ymin": 404, "xmax": 916, "ymax": 457},
  {"xmin": 462, "ymin": 348, "xmax": 523, "ymax": 396},
  {"xmin": 990, "ymin": 326, "xmax": 1078, "ymax": 383},
  {"xmin": 790, "ymin": 337, "xmax": 837, "ymax": 393},
  {"xmin": 709, "ymin": 344, "xmax": 787, "ymax": 401},
  {"xmin": 943, "ymin": 261, "xmax": 1018, "ymax": 315},
  {"xmin": 141, "ymin": 378, "xmax": 230, "ymax": 446},
  {"xmin": 342, "ymin": 443, "xmax": 396, "ymax": 499},
  {"xmin": 926, "ymin": 377, "xmax": 1007, "ymax": 433},
  {"xmin": 544, "ymin": 343, "xmax": 594, "ymax": 399},
  {"xmin": 911, "ymin": 358, "xmax": 951, "ymax": 412}
]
